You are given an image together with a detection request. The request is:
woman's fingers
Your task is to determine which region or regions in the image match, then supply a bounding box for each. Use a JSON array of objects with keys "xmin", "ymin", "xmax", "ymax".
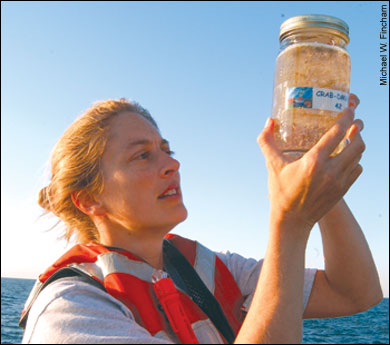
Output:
[
  {"xmin": 347, "ymin": 119, "xmax": 364, "ymax": 137},
  {"xmin": 310, "ymin": 92, "xmax": 360, "ymax": 160},
  {"xmin": 312, "ymin": 108, "xmax": 355, "ymax": 159},
  {"xmin": 333, "ymin": 120, "xmax": 365, "ymax": 174},
  {"xmin": 349, "ymin": 93, "xmax": 360, "ymax": 110},
  {"xmin": 344, "ymin": 163, "xmax": 364, "ymax": 195},
  {"xmin": 257, "ymin": 117, "xmax": 285, "ymax": 170}
]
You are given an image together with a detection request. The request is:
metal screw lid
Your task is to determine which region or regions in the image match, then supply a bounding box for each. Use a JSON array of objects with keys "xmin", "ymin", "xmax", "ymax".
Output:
[{"xmin": 280, "ymin": 14, "xmax": 349, "ymax": 44}]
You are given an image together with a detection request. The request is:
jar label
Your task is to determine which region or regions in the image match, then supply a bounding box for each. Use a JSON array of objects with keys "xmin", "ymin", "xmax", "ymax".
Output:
[{"xmin": 286, "ymin": 87, "xmax": 349, "ymax": 112}]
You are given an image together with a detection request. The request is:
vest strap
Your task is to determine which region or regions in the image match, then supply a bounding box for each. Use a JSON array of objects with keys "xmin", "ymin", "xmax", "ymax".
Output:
[
  {"xmin": 164, "ymin": 239, "xmax": 236, "ymax": 344},
  {"xmin": 153, "ymin": 277, "xmax": 199, "ymax": 344}
]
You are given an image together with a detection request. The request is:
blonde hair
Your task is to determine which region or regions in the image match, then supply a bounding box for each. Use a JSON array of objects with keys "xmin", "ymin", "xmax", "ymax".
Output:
[{"xmin": 38, "ymin": 98, "xmax": 158, "ymax": 244}]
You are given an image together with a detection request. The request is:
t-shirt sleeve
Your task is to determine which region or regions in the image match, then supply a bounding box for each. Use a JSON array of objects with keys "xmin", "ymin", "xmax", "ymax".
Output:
[
  {"xmin": 216, "ymin": 250, "xmax": 317, "ymax": 313},
  {"xmin": 22, "ymin": 277, "xmax": 174, "ymax": 344}
]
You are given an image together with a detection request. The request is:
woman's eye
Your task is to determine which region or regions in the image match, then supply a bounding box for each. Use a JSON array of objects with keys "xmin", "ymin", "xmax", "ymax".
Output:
[
  {"xmin": 138, "ymin": 152, "xmax": 150, "ymax": 160},
  {"xmin": 133, "ymin": 149, "xmax": 174, "ymax": 162}
]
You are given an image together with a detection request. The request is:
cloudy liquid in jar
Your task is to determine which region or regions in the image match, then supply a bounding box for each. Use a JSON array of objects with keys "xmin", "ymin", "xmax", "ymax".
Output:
[{"xmin": 272, "ymin": 15, "xmax": 351, "ymax": 157}]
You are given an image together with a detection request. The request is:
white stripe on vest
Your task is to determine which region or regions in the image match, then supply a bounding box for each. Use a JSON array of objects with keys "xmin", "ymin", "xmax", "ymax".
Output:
[
  {"xmin": 194, "ymin": 241, "xmax": 216, "ymax": 295},
  {"xmin": 96, "ymin": 252, "xmax": 156, "ymax": 282}
]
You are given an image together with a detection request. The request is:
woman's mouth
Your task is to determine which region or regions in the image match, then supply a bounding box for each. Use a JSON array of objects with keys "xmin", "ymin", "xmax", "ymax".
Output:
[{"xmin": 158, "ymin": 184, "xmax": 181, "ymax": 200}]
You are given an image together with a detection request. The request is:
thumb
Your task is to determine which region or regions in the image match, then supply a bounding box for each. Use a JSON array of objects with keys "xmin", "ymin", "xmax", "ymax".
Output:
[{"xmin": 257, "ymin": 117, "xmax": 284, "ymax": 167}]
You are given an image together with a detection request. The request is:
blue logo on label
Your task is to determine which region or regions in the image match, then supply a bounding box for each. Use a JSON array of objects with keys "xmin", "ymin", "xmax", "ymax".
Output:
[{"xmin": 287, "ymin": 87, "xmax": 313, "ymax": 109}]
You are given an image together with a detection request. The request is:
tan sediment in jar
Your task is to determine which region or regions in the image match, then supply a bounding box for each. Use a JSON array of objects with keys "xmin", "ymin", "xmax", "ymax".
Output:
[{"xmin": 272, "ymin": 42, "xmax": 351, "ymax": 155}]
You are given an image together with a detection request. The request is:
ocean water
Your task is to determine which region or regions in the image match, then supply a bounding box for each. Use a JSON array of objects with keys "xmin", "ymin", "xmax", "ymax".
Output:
[
  {"xmin": 1, "ymin": 278, "xmax": 36, "ymax": 344},
  {"xmin": 1, "ymin": 277, "xmax": 389, "ymax": 344}
]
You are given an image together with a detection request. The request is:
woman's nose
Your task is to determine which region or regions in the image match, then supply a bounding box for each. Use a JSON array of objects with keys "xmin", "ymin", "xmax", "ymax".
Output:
[{"xmin": 161, "ymin": 155, "xmax": 180, "ymax": 178}]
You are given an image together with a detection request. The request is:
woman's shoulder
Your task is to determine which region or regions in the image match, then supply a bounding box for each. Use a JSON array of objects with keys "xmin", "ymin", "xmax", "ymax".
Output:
[
  {"xmin": 22, "ymin": 275, "xmax": 174, "ymax": 344},
  {"xmin": 30, "ymin": 276, "xmax": 132, "ymax": 316},
  {"xmin": 215, "ymin": 250, "xmax": 263, "ymax": 297},
  {"xmin": 22, "ymin": 277, "xmax": 134, "ymax": 343}
]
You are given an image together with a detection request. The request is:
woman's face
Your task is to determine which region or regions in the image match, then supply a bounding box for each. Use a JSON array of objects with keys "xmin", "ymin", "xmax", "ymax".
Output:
[{"xmin": 96, "ymin": 111, "xmax": 187, "ymax": 236}]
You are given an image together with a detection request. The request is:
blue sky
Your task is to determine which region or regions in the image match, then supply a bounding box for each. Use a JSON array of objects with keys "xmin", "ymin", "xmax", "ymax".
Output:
[{"xmin": 2, "ymin": 1, "xmax": 389, "ymax": 297}]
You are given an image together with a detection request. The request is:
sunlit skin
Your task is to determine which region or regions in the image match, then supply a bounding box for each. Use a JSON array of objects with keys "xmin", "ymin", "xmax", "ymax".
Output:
[{"xmin": 72, "ymin": 112, "xmax": 188, "ymax": 269}]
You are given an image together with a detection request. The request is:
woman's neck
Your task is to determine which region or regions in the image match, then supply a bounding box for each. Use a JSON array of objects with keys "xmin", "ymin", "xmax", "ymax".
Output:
[{"xmin": 97, "ymin": 225, "xmax": 166, "ymax": 270}]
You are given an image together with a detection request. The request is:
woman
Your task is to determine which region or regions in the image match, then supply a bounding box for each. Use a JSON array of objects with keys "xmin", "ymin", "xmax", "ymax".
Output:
[{"xmin": 20, "ymin": 96, "xmax": 382, "ymax": 344}]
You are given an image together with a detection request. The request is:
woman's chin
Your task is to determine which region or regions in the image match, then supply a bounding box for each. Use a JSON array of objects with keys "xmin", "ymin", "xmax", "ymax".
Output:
[
  {"xmin": 172, "ymin": 205, "xmax": 188, "ymax": 224},
  {"xmin": 168, "ymin": 205, "xmax": 188, "ymax": 228}
]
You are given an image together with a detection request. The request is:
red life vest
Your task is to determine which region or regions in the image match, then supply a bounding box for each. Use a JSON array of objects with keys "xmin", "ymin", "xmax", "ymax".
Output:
[{"xmin": 20, "ymin": 234, "xmax": 246, "ymax": 343}]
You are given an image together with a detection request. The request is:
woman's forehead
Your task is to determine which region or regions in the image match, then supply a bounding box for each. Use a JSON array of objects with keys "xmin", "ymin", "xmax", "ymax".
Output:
[
  {"xmin": 109, "ymin": 111, "xmax": 160, "ymax": 138},
  {"xmin": 106, "ymin": 111, "xmax": 162, "ymax": 152}
]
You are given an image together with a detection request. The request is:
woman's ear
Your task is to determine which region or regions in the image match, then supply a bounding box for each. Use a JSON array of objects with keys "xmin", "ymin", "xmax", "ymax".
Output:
[{"xmin": 71, "ymin": 190, "xmax": 107, "ymax": 217}]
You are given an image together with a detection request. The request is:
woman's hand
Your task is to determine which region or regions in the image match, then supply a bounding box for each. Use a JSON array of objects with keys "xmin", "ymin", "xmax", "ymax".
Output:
[{"xmin": 257, "ymin": 94, "xmax": 365, "ymax": 236}]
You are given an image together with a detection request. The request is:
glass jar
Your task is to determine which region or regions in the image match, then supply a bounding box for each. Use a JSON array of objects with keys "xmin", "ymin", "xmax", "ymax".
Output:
[{"xmin": 272, "ymin": 14, "xmax": 351, "ymax": 157}]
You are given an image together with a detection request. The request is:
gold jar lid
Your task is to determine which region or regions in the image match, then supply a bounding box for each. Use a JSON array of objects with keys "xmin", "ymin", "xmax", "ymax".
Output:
[{"xmin": 280, "ymin": 14, "xmax": 349, "ymax": 44}]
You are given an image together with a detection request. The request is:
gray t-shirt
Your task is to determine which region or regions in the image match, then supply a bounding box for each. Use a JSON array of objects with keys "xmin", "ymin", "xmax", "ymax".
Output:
[{"xmin": 22, "ymin": 250, "xmax": 317, "ymax": 344}]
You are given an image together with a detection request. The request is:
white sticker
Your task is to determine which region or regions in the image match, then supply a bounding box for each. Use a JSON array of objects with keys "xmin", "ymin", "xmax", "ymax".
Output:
[
  {"xmin": 286, "ymin": 87, "xmax": 349, "ymax": 112},
  {"xmin": 312, "ymin": 88, "xmax": 349, "ymax": 112}
]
